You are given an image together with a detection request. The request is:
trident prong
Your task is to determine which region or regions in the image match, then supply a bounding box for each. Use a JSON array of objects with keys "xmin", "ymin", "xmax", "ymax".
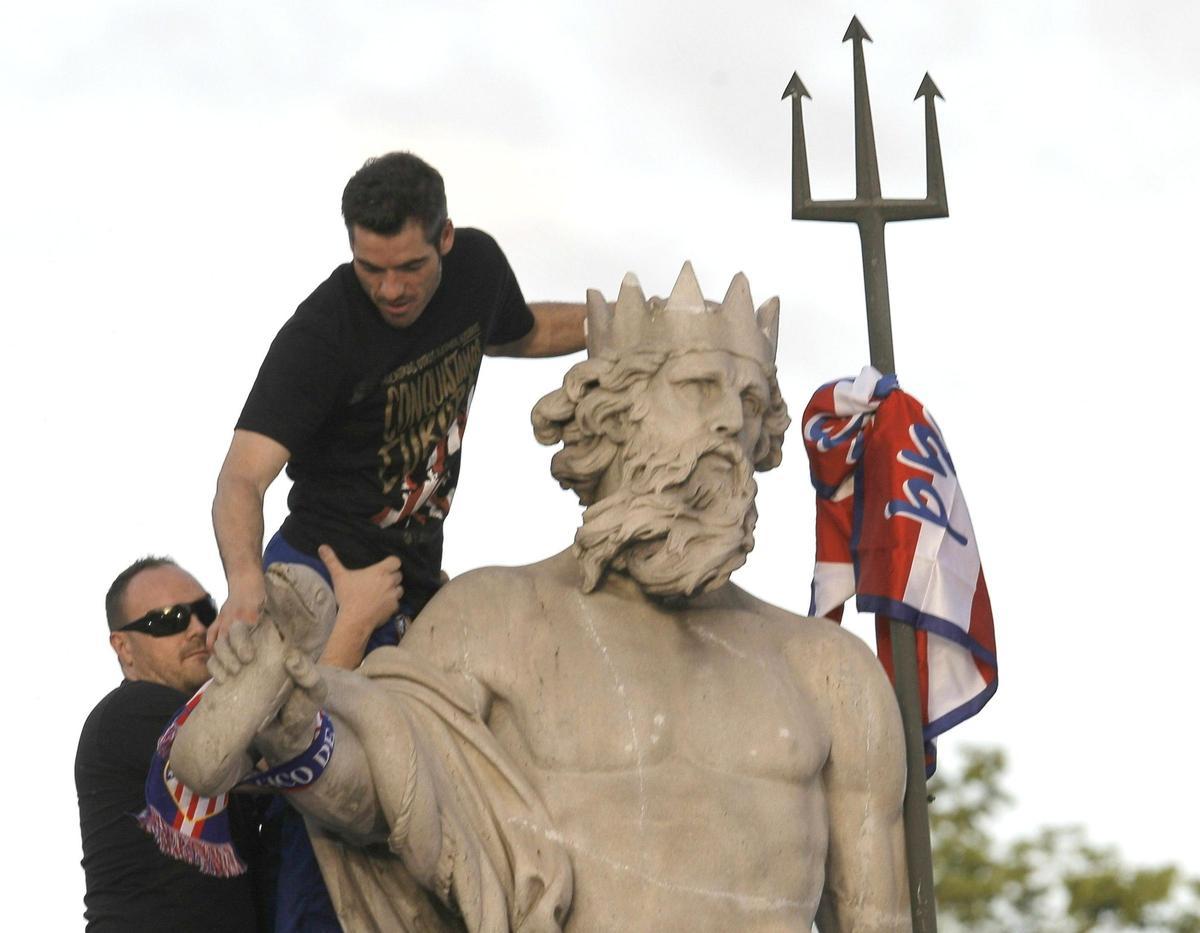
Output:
[
  {"xmin": 783, "ymin": 16, "xmax": 948, "ymax": 373},
  {"xmin": 914, "ymin": 72, "xmax": 947, "ymax": 216},
  {"xmin": 846, "ymin": 16, "xmax": 882, "ymax": 201}
]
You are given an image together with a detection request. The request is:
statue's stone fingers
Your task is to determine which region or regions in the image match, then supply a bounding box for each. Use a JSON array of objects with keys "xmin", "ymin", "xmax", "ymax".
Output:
[
  {"xmin": 285, "ymin": 650, "xmax": 328, "ymax": 707},
  {"xmin": 206, "ymin": 653, "xmax": 232, "ymax": 684},
  {"xmin": 209, "ymin": 631, "xmax": 243, "ymax": 678},
  {"xmin": 229, "ymin": 619, "xmax": 257, "ymax": 665}
]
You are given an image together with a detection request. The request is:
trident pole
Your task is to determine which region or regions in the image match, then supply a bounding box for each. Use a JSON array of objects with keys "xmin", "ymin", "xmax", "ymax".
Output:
[{"xmin": 784, "ymin": 17, "xmax": 946, "ymax": 932}]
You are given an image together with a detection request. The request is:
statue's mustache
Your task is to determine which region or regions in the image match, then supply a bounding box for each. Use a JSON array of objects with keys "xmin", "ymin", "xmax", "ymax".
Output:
[{"xmin": 620, "ymin": 433, "xmax": 751, "ymax": 496}]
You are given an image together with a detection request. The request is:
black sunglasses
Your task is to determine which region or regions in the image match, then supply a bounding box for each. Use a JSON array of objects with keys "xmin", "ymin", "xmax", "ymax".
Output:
[{"xmin": 118, "ymin": 595, "xmax": 218, "ymax": 637}]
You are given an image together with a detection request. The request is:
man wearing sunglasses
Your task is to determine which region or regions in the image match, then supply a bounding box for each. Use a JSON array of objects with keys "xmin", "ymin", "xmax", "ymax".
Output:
[
  {"xmin": 75, "ymin": 556, "xmax": 264, "ymax": 932},
  {"xmin": 76, "ymin": 552, "xmax": 401, "ymax": 931}
]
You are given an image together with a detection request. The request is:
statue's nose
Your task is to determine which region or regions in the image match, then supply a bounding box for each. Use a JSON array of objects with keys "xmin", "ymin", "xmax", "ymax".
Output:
[{"xmin": 710, "ymin": 393, "xmax": 745, "ymax": 436}]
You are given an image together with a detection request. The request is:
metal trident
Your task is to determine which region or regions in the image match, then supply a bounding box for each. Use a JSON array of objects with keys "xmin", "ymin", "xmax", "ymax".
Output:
[
  {"xmin": 783, "ymin": 15, "xmax": 946, "ymax": 375},
  {"xmin": 784, "ymin": 16, "xmax": 945, "ymax": 933}
]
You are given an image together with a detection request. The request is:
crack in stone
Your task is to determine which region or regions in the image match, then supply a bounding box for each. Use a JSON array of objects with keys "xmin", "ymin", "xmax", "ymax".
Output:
[{"xmin": 572, "ymin": 591, "xmax": 649, "ymax": 861}]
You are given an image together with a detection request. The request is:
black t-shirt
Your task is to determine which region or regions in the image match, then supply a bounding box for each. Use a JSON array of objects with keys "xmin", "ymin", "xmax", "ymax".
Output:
[
  {"xmin": 237, "ymin": 228, "xmax": 534, "ymax": 611},
  {"xmin": 75, "ymin": 680, "xmax": 264, "ymax": 932}
]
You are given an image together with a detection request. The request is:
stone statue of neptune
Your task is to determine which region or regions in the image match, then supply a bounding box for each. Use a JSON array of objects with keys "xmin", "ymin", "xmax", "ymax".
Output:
[{"xmin": 171, "ymin": 263, "xmax": 911, "ymax": 932}]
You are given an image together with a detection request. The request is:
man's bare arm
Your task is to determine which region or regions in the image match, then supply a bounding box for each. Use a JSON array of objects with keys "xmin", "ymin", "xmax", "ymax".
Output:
[
  {"xmin": 210, "ymin": 429, "xmax": 290, "ymax": 647},
  {"xmin": 485, "ymin": 302, "xmax": 586, "ymax": 358}
]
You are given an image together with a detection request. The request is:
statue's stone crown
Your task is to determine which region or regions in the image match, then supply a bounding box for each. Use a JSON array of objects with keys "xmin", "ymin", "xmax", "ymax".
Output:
[{"xmin": 586, "ymin": 262, "xmax": 780, "ymax": 365}]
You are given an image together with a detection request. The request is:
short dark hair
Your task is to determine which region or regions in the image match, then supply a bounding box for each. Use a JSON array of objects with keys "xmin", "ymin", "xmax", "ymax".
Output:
[
  {"xmin": 341, "ymin": 152, "xmax": 448, "ymax": 242},
  {"xmin": 106, "ymin": 555, "xmax": 177, "ymax": 631}
]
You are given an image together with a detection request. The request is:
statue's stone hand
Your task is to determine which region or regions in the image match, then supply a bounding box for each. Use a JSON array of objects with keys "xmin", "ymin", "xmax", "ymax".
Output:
[
  {"xmin": 172, "ymin": 567, "xmax": 335, "ymax": 796},
  {"xmin": 252, "ymin": 650, "xmax": 331, "ymax": 763},
  {"xmin": 171, "ymin": 617, "xmax": 293, "ymax": 796},
  {"xmin": 283, "ymin": 650, "xmax": 328, "ymax": 707},
  {"xmin": 206, "ymin": 614, "xmax": 258, "ymax": 683}
]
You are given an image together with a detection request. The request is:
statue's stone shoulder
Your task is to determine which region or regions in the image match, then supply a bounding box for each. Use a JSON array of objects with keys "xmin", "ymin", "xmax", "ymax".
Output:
[
  {"xmin": 726, "ymin": 587, "xmax": 898, "ymax": 714},
  {"xmin": 398, "ymin": 550, "xmax": 579, "ymax": 695}
]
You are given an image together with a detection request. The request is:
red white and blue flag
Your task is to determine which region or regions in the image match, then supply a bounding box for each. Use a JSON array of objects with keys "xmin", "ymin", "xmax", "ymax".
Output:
[{"xmin": 803, "ymin": 366, "xmax": 997, "ymax": 773}]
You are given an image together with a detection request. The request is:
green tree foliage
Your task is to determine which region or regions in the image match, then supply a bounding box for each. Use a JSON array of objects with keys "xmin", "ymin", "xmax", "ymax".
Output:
[{"xmin": 930, "ymin": 748, "xmax": 1200, "ymax": 932}]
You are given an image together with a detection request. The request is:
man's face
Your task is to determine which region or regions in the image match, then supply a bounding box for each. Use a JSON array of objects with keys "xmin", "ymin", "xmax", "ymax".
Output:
[
  {"xmin": 350, "ymin": 219, "xmax": 455, "ymax": 329},
  {"xmin": 109, "ymin": 565, "xmax": 212, "ymax": 695},
  {"xmin": 637, "ymin": 351, "xmax": 770, "ymax": 461}
]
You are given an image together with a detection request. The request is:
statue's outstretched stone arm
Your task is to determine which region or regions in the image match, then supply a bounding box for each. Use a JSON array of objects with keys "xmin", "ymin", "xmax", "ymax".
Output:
[
  {"xmin": 168, "ymin": 613, "xmax": 391, "ymax": 843},
  {"xmin": 170, "ymin": 566, "xmax": 571, "ymax": 931},
  {"xmin": 171, "ymin": 563, "xmax": 338, "ymax": 794},
  {"xmin": 169, "ymin": 610, "xmax": 529, "ymax": 928}
]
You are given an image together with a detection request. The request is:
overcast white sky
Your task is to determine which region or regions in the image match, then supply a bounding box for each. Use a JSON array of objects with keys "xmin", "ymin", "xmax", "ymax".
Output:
[{"xmin": 3, "ymin": 0, "xmax": 1198, "ymax": 927}]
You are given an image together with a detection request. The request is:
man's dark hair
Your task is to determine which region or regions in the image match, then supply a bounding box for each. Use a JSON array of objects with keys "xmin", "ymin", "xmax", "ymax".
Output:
[
  {"xmin": 341, "ymin": 152, "xmax": 448, "ymax": 242},
  {"xmin": 106, "ymin": 555, "xmax": 177, "ymax": 631}
]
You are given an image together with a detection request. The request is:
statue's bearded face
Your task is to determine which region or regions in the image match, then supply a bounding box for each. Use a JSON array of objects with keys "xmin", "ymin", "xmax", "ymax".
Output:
[{"xmin": 574, "ymin": 351, "xmax": 770, "ymax": 598}]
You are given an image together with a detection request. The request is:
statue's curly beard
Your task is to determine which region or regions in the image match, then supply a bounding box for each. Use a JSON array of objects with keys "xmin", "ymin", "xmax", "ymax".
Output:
[{"xmin": 574, "ymin": 431, "xmax": 759, "ymax": 598}]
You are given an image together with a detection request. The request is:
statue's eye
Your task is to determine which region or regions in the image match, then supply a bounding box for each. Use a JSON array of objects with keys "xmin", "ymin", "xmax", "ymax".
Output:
[
  {"xmin": 677, "ymin": 378, "xmax": 715, "ymax": 401},
  {"xmin": 742, "ymin": 392, "xmax": 764, "ymax": 417}
]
